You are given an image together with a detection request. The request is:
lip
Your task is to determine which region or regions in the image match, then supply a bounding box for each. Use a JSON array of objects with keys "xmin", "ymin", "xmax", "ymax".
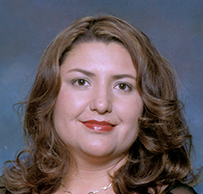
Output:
[{"xmin": 81, "ymin": 120, "xmax": 115, "ymax": 132}]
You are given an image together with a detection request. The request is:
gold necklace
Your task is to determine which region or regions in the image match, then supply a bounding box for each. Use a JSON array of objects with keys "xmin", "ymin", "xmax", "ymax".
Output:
[{"xmin": 61, "ymin": 182, "xmax": 112, "ymax": 194}]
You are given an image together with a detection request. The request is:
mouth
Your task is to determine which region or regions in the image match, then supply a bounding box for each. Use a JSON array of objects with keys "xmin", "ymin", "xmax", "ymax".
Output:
[{"xmin": 81, "ymin": 120, "xmax": 116, "ymax": 132}]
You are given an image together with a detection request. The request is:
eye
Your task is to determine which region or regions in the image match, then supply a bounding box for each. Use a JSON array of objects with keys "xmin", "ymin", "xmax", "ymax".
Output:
[
  {"xmin": 114, "ymin": 83, "xmax": 133, "ymax": 92},
  {"xmin": 71, "ymin": 78, "xmax": 90, "ymax": 87}
]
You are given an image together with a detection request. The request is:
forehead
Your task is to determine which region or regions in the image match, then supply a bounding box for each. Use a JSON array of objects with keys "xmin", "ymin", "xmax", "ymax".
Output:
[
  {"xmin": 60, "ymin": 41, "xmax": 136, "ymax": 76},
  {"xmin": 69, "ymin": 40, "xmax": 127, "ymax": 54},
  {"xmin": 64, "ymin": 41, "xmax": 133, "ymax": 64}
]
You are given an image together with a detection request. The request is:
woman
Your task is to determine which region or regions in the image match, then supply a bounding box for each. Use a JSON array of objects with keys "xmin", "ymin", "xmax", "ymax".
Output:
[{"xmin": 0, "ymin": 15, "xmax": 200, "ymax": 194}]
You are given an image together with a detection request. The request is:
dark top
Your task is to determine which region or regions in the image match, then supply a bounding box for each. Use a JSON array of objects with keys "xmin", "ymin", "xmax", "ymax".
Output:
[
  {"xmin": 0, "ymin": 177, "xmax": 198, "ymax": 194},
  {"xmin": 165, "ymin": 183, "xmax": 198, "ymax": 194}
]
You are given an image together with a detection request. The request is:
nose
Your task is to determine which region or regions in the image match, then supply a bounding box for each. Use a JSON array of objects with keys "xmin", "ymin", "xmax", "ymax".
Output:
[{"xmin": 89, "ymin": 85, "xmax": 112, "ymax": 114}]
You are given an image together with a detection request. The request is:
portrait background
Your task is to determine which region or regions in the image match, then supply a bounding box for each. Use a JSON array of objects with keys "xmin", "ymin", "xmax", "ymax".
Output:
[{"xmin": 0, "ymin": 0, "xmax": 202, "ymax": 193}]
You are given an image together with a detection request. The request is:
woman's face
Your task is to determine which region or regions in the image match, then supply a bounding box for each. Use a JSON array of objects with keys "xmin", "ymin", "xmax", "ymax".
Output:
[{"xmin": 54, "ymin": 41, "xmax": 143, "ymax": 161}]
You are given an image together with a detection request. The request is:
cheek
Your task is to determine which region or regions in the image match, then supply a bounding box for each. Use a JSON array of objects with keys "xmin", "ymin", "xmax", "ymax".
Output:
[
  {"xmin": 54, "ymin": 88, "xmax": 91, "ymax": 133},
  {"xmin": 54, "ymin": 89, "xmax": 87, "ymax": 115},
  {"xmin": 118, "ymin": 95, "xmax": 143, "ymax": 122},
  {"xmin": 54, "ymin": 89, "xmax": 74, "ymax": 130},
  {"xmin": 116, "ymin": 96, "xmax": 143, "ymax": 144}
]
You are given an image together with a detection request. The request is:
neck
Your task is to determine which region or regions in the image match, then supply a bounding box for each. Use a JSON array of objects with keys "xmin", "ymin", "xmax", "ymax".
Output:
[{"xmin": 60, "ymin": 155, "xmax": 127, "ymax": 194}]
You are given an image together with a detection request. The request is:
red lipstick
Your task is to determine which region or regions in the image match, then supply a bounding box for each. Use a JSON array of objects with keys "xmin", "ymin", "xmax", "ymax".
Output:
[{"xmin": 82, "ymin": 120, "xmax": 115, "ymax": 132}]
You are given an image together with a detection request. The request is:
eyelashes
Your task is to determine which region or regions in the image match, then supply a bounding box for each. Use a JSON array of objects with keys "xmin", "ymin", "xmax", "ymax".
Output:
[
  {"xmin": 114, "ymin": 83, "xmax": 133, "ymax": 92},
  {"xmin": 71, "ymin": 78, "xmax": 134, "ymax": 92},
  {"xmin": 71, "ymin": 78, "xmax": 90, "ymax": 87}
]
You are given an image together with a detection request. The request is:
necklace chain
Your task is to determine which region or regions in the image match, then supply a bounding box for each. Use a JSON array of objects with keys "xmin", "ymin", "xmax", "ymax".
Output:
[{"xmin": 61, "ymin": 182, "xmax": 112, "ymax": 194}]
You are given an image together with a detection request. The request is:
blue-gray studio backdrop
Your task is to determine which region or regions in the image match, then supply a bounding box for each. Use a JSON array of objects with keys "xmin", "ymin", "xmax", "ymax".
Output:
[{"xmin": 0, "ymin": 0, "xmax": 203, "ymax": 193}]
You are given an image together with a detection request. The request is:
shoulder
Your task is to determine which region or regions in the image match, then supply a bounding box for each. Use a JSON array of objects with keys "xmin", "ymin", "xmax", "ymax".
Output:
[{"xmin": 165, "ymin": 183, "xmax": 198, "ymax": 194}]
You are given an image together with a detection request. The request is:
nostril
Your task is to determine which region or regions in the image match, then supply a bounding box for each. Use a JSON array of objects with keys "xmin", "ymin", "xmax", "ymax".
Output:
[
  {"xmin": 89, "ymin": 99, "xmax": 112, "ymax": 114},
  {"xmin": 89, "ymin": 88, "xmax": 113, "ymax": 114}
]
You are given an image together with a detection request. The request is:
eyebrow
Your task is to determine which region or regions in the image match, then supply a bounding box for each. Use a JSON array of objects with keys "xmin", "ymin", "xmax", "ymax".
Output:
[
  {"xmin": 68, "ymin": 68, "xmax": 96, "ymax": 77},
  {"xmin": 68, "ymin": 68, "xmax": 136, "ymax": 80},
  {"xmin": 112, "ymin": 74, "xmax": 136, "ymax": 80}
]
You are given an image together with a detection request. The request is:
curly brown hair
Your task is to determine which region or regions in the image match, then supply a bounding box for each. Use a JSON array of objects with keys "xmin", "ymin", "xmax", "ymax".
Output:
[{"xmin": 2, "ymin": 15, "xmax": 198, "ymax": 194}]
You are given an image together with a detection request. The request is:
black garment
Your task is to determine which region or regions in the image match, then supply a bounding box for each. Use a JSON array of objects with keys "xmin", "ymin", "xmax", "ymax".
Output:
[
  {"xmin": 0, "ymin": 177, "xmax": 9, "ymax": 194},
  {"xmin": 165, "ymin": 182, "xmax": 198, "ymax": 194}
]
